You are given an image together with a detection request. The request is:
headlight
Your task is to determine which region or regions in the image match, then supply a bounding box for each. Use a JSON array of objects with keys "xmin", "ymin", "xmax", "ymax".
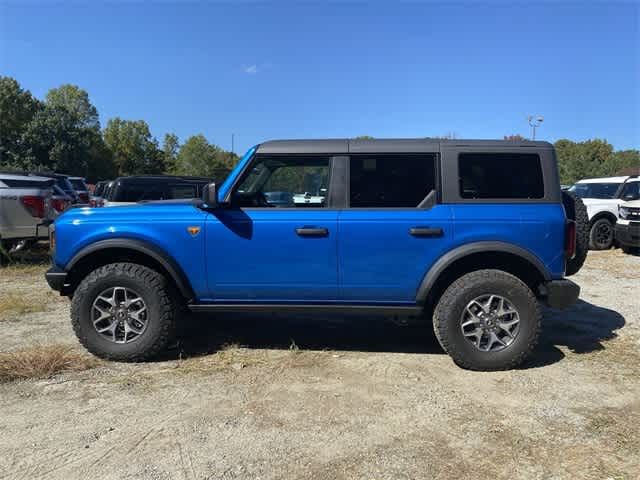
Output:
[{"xmin": 619, "ymin": 206, "xmax": 630, "ymax": 220}]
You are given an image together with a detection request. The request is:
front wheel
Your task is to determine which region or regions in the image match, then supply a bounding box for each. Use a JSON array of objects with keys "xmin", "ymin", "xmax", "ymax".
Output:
[
  {"xmin": 589, "ymin": 218, "xmax": 614, "ymax": 250},
  {"xmin": 433, "ymin": 269, "xmax": 541, "ymax": 371},
  {"xmin": 71, "ymin": 263, "xmax": 178, "ymax": 361}
]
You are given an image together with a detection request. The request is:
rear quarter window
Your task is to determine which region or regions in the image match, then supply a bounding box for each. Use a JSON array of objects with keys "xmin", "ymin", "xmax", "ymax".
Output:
[{"xmin": 459, "ymin": 153, "xmax": 544, "ymax": 199}]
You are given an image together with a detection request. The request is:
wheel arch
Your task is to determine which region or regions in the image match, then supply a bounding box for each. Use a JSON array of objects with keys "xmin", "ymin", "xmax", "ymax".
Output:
[
  {"xmin": 589, "ymin": 210, "xmax": 617, "ymax": 226},
  {"xmin": 64, "ymin": 238, "xmax": 195, "ymax": 301},
  {"xmin": 416, "ymin": 242, "xmax": 550, "ymax": 309}
]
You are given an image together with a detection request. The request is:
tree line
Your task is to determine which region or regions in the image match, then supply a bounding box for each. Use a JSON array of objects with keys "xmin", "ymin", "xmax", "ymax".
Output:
[
  {"xmin": 0, "ymin": 76, "xmax": 238, "ymax": 183},
  {"xmin": 503, "ymin": 134, "xmax": 638, "ymax": 184},
  {"xmin": 1, "ymin": 76, "xmax": 637, "ymax": 185}
]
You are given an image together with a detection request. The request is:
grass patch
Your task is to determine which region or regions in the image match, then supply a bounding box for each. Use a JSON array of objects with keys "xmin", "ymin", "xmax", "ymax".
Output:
[
  {"xmin": 0, "ymin": 344, "xmax": 99, "ymax": 383},
  {"xmin": 0, "ymin": 292, "xmax": 48, "ymax": 321}
]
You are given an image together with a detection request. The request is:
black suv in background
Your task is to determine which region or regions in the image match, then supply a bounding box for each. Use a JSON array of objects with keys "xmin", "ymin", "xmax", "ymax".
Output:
[{"xmin": 102, "ymin": 175, "xmax": 212, "ymax": 206}]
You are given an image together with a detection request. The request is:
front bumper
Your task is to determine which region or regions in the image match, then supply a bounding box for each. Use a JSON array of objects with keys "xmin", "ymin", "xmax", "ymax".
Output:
[
  {"xmin": 615, "ymin": 222, "xmax": 640, "ymax": 247},
  {"xmin": 45, "ymin": 266, "xmax": 68, "ymax": 292},
  {"xmin": 540, "ymin": 279, "xmax": 580, "ymax": 309}
]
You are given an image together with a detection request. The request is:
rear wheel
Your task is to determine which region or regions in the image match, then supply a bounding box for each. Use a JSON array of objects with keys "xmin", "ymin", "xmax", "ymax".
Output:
[
  {"xmin": 70, "ymin": 263, "xmax": 178, "ymax": 361},
  {"xmin": 433, "ymin": 269, "xmax": 541, "ymax": 371},
  {"xmin": 589, "ymin": 217, "xmax": 614, "ymax": 250}
]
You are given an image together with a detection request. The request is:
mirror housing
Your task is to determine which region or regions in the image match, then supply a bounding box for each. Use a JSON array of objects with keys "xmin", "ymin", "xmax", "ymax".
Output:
[{"xmin": 202, "ymin": 182, "xmax": 218, "ymax": 208}]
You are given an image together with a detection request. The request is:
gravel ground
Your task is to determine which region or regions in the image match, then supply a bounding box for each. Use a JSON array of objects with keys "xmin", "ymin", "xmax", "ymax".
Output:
[{"xmin": 0, "ymin": 249, "xmax": 639, "ymax": 480}]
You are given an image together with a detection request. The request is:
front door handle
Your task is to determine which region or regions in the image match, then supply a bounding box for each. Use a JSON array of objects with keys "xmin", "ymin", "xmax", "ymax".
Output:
[
  {"xmin": 409, "ymin": 227, "xmax": 443, "ymax": 237},
  {"xmin": 295, "ymin": 227, "xmax": 329, "ymax": 237}
]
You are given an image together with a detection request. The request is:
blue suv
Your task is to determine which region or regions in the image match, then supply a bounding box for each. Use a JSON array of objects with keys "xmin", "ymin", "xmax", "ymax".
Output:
[{"xmin": 45, "ymin": 139, "xmax": 586, "ymax": 370}]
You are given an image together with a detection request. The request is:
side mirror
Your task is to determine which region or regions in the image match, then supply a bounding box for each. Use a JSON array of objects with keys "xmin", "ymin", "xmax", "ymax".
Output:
[{"xmin": 202, "ymin": 182, "xmax": 218, "ymax": 208}]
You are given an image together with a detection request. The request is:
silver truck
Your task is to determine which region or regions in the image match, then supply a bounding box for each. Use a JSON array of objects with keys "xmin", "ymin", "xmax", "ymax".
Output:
[{"xmin": 0, "ymin": 173, "xmax": 55, "ymax": 251}]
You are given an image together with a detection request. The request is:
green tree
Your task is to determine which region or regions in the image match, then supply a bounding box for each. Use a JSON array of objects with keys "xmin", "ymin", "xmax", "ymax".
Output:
[
  {"xmin": 163, "ymin": 133, "xmax": 180, "ymax": 173},
  {"xmin": 45, "ymin": 84, "xmax": 99, "ymax": 129},
  {"xmin": 555, "ymin": 139, "xmax": 613, "ymax": 184},
  {"xmin": 19, "ymin": 84, "xmax": 114, "ymax": 179},
  {"xmin": 172, "ymin": 134, "xmax": 237, "ymax": 180},
  {"xmin": 0, "ymin": 76, "xmax": 42, "ymax": 167},
  {"xmin": 609, "ymin": 150, "xmax": 640, "ymax": 176},
  {"xmin": 103, "ymin": 118, "xmax": 163, "ymax": 175}
]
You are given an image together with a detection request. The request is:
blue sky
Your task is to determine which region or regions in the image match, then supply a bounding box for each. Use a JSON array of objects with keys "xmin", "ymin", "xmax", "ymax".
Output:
[{"xmin": 1, "ymin": 1, "xmax": 638, "ymax": 153}]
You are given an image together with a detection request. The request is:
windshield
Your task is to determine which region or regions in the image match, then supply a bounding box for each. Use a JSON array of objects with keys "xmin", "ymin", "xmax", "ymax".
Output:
[
  {"xmin": 569, "ymin": 182, "xmax": 620, "ymax": 199},
  {"xmin": 57, "ymin": 177, "xmax": 75, "ymax": 194},
  {"xmin": 69, "ymin": 178, "xmax": 87, "ymax": 191},
  {"xmin": 621, "ymin": 181, "xmax": 640, "ymax": 201}
]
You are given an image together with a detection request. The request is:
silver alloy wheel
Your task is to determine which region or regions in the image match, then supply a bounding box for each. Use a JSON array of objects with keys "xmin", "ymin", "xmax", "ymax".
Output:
[
  {"xmin": 91, "ymin": 287, "xmax": 148, "ymax": 343},
  {"xmin": 460, "ymin": 294, "xmax": 520, "ymax": 352}
]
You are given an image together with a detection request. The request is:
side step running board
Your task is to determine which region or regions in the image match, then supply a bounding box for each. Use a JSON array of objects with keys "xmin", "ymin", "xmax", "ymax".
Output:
[{"xmin": 188, "ymin": 304, "xmax": 422, "ymax": 315}]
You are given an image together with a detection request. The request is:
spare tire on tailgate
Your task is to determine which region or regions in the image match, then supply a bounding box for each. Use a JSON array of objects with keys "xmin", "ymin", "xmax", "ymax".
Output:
[{"xmin": 562, "ymin": 190, "xmax": 589, "ymax": 276}]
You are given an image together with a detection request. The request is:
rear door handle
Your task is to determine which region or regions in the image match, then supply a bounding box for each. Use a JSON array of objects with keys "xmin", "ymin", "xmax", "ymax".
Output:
[
  {"xmin": 295, "ymin": 227, "xmax": 329, "ymax": 237},
  {"xmin": 409, "ymin": 227, "xmax": 443, "ymax": 237}
]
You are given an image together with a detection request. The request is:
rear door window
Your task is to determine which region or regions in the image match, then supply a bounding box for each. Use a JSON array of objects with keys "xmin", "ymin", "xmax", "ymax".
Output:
[
  {"xmin": 349, "ymin": 154, "xmax": 436, "ymax": 208},
  {"xmin": 458, "ymin": 153, "xmax": 544, "ymax": 199}
]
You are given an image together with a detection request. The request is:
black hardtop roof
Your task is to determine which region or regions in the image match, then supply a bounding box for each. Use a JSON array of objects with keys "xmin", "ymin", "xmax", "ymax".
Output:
[{"xmin": 256, "ymin": 138, "xmax": 554, "ymax": 155}]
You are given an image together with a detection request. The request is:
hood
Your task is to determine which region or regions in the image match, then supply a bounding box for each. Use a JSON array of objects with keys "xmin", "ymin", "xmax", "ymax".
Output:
[
  {"xmin": 620, "ymin": 199, "xmax": 640, "ymax": 208},
  {"xmin": 580, "ymin": 197, "xmax": 620, "ymax": 206},
  {"xmin": 55, "ymin": 199, "xmax": 199, "ymax": 225}
]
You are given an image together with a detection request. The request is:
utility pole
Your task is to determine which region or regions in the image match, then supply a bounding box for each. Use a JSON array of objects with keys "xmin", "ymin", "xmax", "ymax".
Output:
[
  {"xmin": 527, "ymin": 115, "xmax": 544, "ymax": 140},
  {"xmin": 231, "ymin": 133, "xmax": 235, "ymax": 154}
]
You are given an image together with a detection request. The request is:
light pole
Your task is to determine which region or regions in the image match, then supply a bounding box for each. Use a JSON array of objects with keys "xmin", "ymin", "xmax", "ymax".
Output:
[{"xmin": 527, "ymin": 115, "xmax": 544, "ymax": 140}]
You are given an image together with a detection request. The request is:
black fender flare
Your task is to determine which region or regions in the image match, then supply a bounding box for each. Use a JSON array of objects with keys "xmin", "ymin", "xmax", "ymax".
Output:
[
  {"xmin": 415, "ymin": 241, "xmax": 551, "ymax": 304},
  {"xmin": 66, "ymin": 238, "xmax": 195, "ymax": 301}
]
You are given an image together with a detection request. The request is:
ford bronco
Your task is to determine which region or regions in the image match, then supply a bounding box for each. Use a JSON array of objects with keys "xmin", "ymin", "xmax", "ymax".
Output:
[{"xmin": 45, "ymin": 139, "xmax": 587, "ymax": 370}]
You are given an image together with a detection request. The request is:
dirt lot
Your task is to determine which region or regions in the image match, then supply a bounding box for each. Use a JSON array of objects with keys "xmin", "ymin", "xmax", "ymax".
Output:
[{"xmin": 1, "ymin": 249, "xmax": 639, "ymax": 480}]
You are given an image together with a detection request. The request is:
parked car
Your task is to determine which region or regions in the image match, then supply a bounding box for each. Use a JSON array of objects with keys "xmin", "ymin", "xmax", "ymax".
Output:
[
  {"xmin": 30, "ymin": 172, "xmax": 79, "ymax": 204},
  {"xmin": 102, "ymin": 175, "xmax": 211, "ymax": 206},
  {"xmin": 50, "ymin": 185, "xmax": 74, "ymax": 218},
  {"xmin": 568, "ymin": 175, "xmax": 640, "ymax": 250},
  {"xmin": 89, "ymin": 180, "xmax": 109, "ymax": 207},
  {"xmin": 292, "ymin": 189, "xmax": 326, "ymax": 206},
  {"xmin": 263, "ymin": 191, "xmax": 294, "ymax": 207},
  {"xmin": 68, "ymin": 176, "xmax": 90, "ymax": 204},
  {"xmin": 1, "ymin": 173, "xmax": 54, "ymax": 251},
  {"xmin": 616, "ymin": 198, "xmax": 640, "ymax": 254},
  {"xmin": 46, "ymin": 138, "xmax": 587, "ymax": 371}
]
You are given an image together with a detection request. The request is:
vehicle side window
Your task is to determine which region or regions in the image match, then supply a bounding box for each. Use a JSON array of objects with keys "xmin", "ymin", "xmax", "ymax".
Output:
[
  {"xmin": 349, "ymin": 154, "xmax": 436, "ymax": 208},
  {"xmin": 234, "ymin": 156, "xmax": 330, "ymax": 208},
  {"xmin": 459, "ymin": 153, "xmax": 544, "ymax": 199},
  {"xmin": 169, "ymin": 185, "xmax": 197, "ymax": 199},
  {"xmin": 621, "ymin": 182, "xmax": 640, "ymax": 201},
  {"xmin": 119, "ymin": 184, "xmax": 166, "ymax": 202}
]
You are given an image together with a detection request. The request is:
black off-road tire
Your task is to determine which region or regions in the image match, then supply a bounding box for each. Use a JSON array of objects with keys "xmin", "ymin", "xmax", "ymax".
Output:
[
  {"xmin": 589, "ymin": 217, "xmax": 615, "ymax": 250},
  {"xmin": 433, "ymin": 269, "xmax": 541, "ymax": 371},
  {"xmin": 561, "ymin": 190, "xmax": 589, "ymax": 275},
  {"xmin": 70, "ymin": 263, "xmax": 178, "ymax": 361}
]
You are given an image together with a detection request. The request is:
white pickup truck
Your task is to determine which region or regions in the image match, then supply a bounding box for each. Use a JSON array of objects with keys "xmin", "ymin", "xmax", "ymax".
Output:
[{"xmin": 569, "ymin": 176, "xmax": 640, "ymax": 250}]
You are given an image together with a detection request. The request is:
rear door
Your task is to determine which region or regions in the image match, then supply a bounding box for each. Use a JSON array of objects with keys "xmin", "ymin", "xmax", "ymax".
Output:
[{"xmin": 338, "ymin": 153, "xmax": 454, "ymax": 303}]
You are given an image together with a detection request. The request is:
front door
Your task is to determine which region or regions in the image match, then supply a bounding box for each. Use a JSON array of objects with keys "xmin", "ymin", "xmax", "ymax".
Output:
[{"xmin": 205, "ymin": 154, "xmax": 338, "ymax": 302}]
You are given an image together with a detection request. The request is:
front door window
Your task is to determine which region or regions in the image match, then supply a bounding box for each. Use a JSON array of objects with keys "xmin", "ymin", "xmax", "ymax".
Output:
[{"xmin": 233, "ymin": 156, "xmax": 330, "ymax": 208}]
